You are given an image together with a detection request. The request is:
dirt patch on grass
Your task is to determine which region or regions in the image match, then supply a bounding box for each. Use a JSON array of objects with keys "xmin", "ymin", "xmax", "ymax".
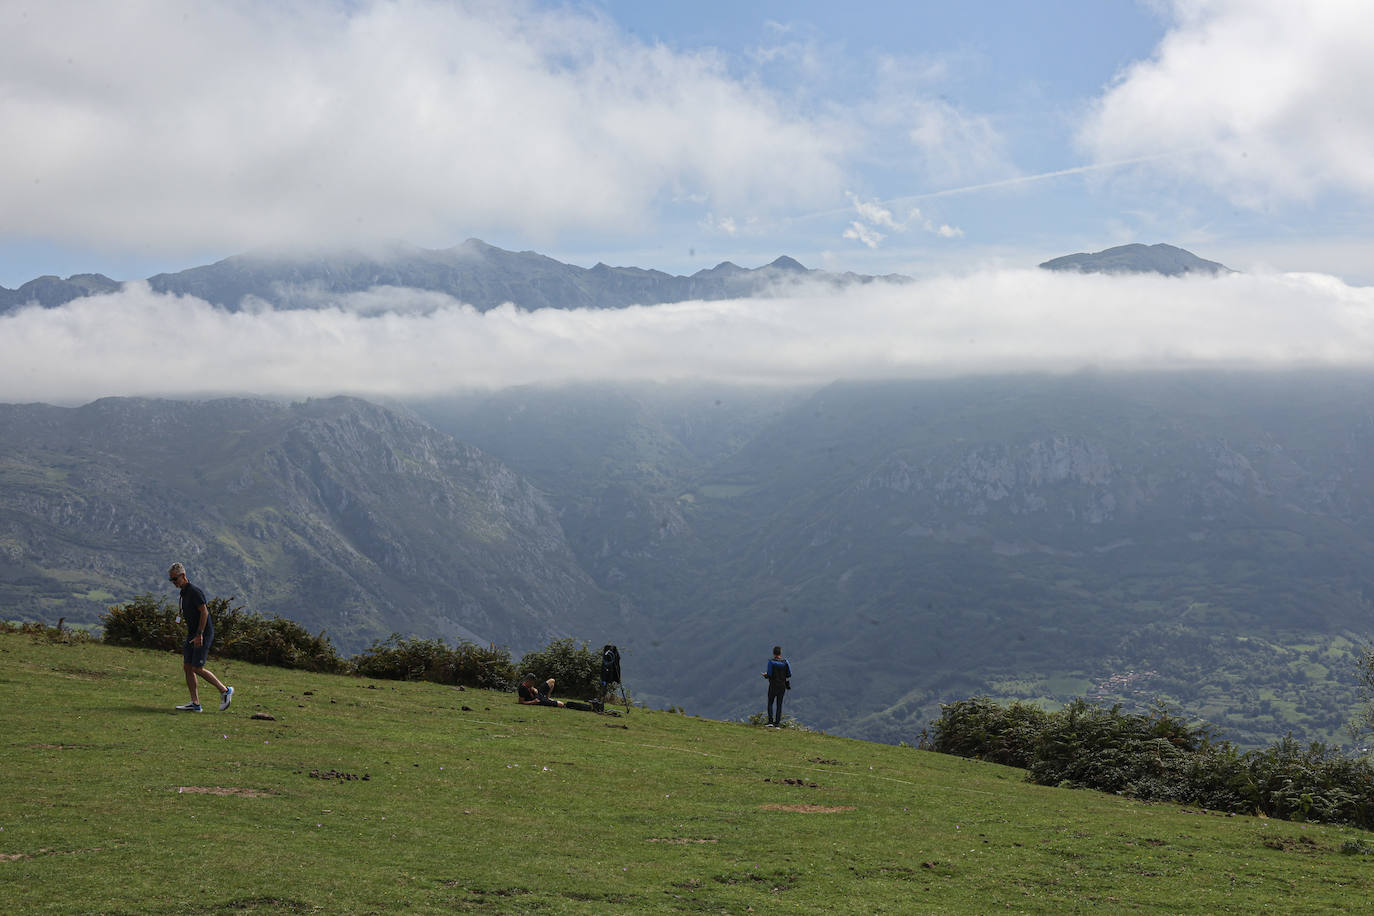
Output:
[
  {"xmin": 176, "ymin": 786, "xmax": 274, "ymax": 797},
  {"xmin": 758, "ymin": 804, "xmax": 855, "ymax": 813},
  {"xmin": 648, "ymin": 837, "xmax": 718, "ymax": 844},
  {"xmin": 50, "ymin": 664, "xmax": 111, "ymax": 680},
  {"xmin": 304, "ymin": 769, "xmax": 369, "ymax": 781},
  {"xmin": 1261, "ymin": 835, "xmax": 1323, "ymax": 854},
  {"xmin": 0, "ymin": 852, "xmax": 30, "ymax": 861}
]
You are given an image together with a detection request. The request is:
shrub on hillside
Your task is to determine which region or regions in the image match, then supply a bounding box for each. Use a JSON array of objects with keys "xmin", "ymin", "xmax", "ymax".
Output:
[
  {"xmin": 101, "ymin": 595, "xmax": 346, "ymax": 672},
  {"xmin": 929, "ymin": 696, "xmax": 1374, "ymax": 830},
  {"xmin": 1158, "ymin": 741, "xmax": 1252, "ymax": 811},
  {"xmin": 214, "ymin": 604, "xmax": 347, "ymax": 673},
  {"xmin": 926, "ymin": 697, "xmax": 1049, "ymax": 768},
  {"xmin": 352, "ymin": 634, "xmax": 516, "ymax": 690},
  {"xmin": 1243, "ymin": 737, "xmax": 1374, "ymax": 826},
  {"xmin": 517, "ymin": 638, "xmax": 602, "ymax": 700},
  {"xmin": 100, "ymin": 594, "xmax": 181, "ymax": 651},
  {"xmin": 1028, "ymin": 699, "xmax": 1206, "ymax": 796}
]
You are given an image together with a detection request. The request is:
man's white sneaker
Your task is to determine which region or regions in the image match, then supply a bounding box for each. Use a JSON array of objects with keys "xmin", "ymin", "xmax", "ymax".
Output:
[
  {"xmin": 220, "ymin": 686, "xmax": 234, "ymax": 711},
  {"xmin": 175, "ymin": 702, "xmax": 202, "ymax": 712}
]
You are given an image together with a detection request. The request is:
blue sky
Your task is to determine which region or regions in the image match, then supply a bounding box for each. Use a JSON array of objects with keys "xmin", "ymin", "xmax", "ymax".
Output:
[
  {"xmin": 3, "ymin": 0, "xmax": 1371, "ymax": 288},
  {"xmin": 5, "ymin": 1, "xmax": 1374, "ymax": 405}
]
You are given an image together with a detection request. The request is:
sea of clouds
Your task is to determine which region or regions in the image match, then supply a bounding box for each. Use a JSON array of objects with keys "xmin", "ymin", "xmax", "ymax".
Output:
[{"xmin": 3, "ymin": 268, "xmax": 1371, "ymax": 405}]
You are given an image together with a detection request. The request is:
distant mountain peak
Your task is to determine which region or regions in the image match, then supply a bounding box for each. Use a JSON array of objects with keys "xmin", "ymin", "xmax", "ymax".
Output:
[
  {"xmin": 768, "ymin": 255, "xmax": 808, "ymax": 272},
  {"xmin": 1039, "ymin": 243, "xmax": 1233, "ymax": 277}
]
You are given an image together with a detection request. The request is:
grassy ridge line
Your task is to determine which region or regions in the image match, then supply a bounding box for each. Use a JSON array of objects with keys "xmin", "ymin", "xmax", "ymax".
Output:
[{"xmin": 0, "ymin": 635, "xmax": 1370, "ymax": 915}]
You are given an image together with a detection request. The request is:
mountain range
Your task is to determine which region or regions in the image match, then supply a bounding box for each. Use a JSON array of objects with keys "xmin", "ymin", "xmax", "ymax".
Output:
[
  {"xmin": 3, "ymin": 370, "xmax": 1371, "ymax": 749},
  {"xmin": 12, "ymin": 239, "xmax": 1353, "ymax": 751},
  {"xmin": 0, "ymin": 238, "xmax": 1230, "ymax": 315},
  {"xmin": 0, "ymin": 238, "xmax": 908, "ymax": 314}
]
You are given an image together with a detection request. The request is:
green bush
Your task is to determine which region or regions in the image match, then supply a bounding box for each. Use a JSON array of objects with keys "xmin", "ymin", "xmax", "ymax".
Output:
[
  {"xmin": 100, "ymin": 594, "xmax": 181, "ymax": 651},
  {"xmin": 352, "ymin": 634, "xmax": 516, "ymax": 690},
  {"xmin": 1029, "ymin": 699, "xmax": 1204, "ymax": 796},
  {"xmin": 215, "ymin": 604, "xmax": 347, "ymax": 673},
  {"xmin": 1243, "ymin": 737, "xmax": 1374, "ymax": 826},
  {"xmin": 1163, "ymin": 741, "xmax": 1252, "ymax": 811},
  {"xmin": 928, "ymin": 696, "xmax": 1374, "ymax": 830},
  {"xmin": 448, "ymin": 641, "xmax": 519, "ymax": 690},
  {"xmin": 927, "ymin": 697, "xmax": 1049, "ymax": 768},
  {"xmin": 100, "ymin": 595, "xmax": 345, "ymax": 673},
  {"xmin": 516, "ymin": 638, "xmax": 602, "ymax": 700}
]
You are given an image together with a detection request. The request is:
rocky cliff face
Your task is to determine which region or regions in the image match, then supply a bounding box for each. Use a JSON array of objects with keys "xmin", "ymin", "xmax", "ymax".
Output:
[{"xmin": 0, "ymin": 396, "xmax": 610, "ymax": 651}]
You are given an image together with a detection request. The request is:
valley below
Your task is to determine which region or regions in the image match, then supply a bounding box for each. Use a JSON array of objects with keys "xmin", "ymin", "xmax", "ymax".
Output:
[{"xmin": 5, "ymin": 368, "xmax": 1373, "ymax": 748}]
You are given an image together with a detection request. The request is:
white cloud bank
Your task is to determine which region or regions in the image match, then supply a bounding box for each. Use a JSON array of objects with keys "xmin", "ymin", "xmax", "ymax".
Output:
[
  {"xmin": 0, "ymin": 0, "xmax": 847, "ymax": 254},
  {"xmin": 3, "ymin": 270, "xmax": 1373, "ymax": 405},
  {"xmin": 1081, "ymin": 0, "xmax": 1374, "ymax": 205}
]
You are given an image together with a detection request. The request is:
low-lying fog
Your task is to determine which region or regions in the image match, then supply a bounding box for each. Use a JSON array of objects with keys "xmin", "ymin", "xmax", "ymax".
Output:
[{"xmin": 2, "ymin": 269, "xmax": 1371, "ymax": 404}]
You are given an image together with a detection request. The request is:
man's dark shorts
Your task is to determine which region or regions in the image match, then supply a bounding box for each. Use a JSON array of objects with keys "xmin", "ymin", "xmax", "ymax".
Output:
[{"xmin": 184, "ymin": 636, "xmax": 212, "ymax": 668}]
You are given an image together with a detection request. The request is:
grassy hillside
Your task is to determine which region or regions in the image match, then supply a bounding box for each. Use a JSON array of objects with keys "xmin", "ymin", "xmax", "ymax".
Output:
[
  {"xmin": 419, "ymin": 374, "xmax": 1374, "ymax": 748},
  {"xmin": 3, "ymin": 632, "xmax": 1371, "ymax": 914}
]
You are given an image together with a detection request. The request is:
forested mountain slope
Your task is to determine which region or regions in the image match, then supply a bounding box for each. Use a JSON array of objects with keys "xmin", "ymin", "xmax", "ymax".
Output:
[
  {"xmin": 419, "ymin": 371, "xmax": 1374, "ymax": 747},
  {"xmin": 0, "ymin": 396, "xmax": 614, "ymax": 651}
]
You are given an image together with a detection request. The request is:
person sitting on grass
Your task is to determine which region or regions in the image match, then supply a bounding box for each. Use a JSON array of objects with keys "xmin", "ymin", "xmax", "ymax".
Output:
[{"xmin": 517, "ymin": 674, "xmax": 565, "ymax": 707}]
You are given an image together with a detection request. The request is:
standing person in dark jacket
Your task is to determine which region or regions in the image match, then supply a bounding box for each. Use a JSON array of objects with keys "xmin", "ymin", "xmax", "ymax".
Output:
[
  {"xmin": 762, "ymin": 646, "xmax": 791, "ymax": 727},
  {"xmin": 169, "ymin": 563, "xmax": 233, "ymax": 713}
]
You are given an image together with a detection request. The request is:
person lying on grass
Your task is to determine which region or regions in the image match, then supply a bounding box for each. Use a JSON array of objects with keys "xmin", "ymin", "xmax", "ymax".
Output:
[{"xmin": 517, "ymin": 674, "xmax": 565, "ymax": 707}]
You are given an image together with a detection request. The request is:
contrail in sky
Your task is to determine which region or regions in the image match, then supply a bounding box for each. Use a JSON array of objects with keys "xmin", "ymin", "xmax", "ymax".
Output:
[
  {"xmin": 797, "ymin": 151, "xmax": 1189, "ymax": 224},
  {"xmin": 893, "ymin": 152, "xmax": 1188, "ymax": 203}
]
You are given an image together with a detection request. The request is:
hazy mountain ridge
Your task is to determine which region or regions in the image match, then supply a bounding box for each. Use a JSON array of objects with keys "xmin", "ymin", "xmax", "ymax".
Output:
[
  {"xmin": 0, "ymin": 239, "xmax": 1234, "ymax": 314},
  {"xmin": 414, "ymin": 373, "xmax": 1374, "ymax": 747},
  {"xmin": 0, "ymin": 272, "xmax": 121, "ymax": 310},
  {"xmin": 1039, "ymin": 242, "xmax": 1233, "ymax": 275},
  {"xmin": 0, "ymin": 238, "xmax": 908, "ymax": 313},
  {"xmin": 5, "ymin": 374, "xmax": 1373, "ymax": 746},
  {"xmin": 0, "ymin": 396, "xmax": 613, "ymax": 652}
]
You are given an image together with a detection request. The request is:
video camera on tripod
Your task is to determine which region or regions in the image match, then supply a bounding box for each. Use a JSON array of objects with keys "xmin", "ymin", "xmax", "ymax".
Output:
[{"xmin": 597, "ymin": 644, "xmax": 629, "ymax": 715}]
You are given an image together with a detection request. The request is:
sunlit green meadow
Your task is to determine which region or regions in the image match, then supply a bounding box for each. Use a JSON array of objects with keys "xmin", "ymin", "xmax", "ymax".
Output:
[{"xmin": 2, "ymin": 631, "xmax": 1370, "ymax": 914}]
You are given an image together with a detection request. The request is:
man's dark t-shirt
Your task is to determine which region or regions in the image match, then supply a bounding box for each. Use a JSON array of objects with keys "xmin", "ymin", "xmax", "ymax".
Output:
[{"xmin": 179, "ymin": 582, "xmax": 213, "ymax": 643}]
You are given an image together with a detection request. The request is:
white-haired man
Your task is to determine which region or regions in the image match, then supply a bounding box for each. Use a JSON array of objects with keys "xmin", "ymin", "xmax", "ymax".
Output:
[{"xmin": 168, "ymin": 563, "xmax": 233, "ymax": 712}]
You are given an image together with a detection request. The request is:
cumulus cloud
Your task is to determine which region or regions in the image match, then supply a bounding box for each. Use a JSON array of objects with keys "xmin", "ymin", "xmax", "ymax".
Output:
[
  {"xmin": 0, "ymin": 0, "xmax": 848, "ymax": 255},
  {"xmin": 1080, "ymin": 0, "xmax": 1374, "ymax": 205},
  {"xmin": 843, "ymin": 193, "xmax": 962, "ymax": 247},
  {"xmin": 842, "ymin": 221, "xmax": 886, "ymax": 248},
  {"xmin": 3, "ymin": 270, "xmax": 1373, "ymax": 404}
]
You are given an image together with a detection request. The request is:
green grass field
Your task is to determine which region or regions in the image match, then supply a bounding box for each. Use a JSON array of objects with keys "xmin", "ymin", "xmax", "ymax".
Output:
[{"xmin": 2, "ymin": 631, "xmax": 1371, "ymax": 914}]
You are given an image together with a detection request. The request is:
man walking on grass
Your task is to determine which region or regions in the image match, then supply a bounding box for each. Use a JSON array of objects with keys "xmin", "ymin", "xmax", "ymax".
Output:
[{"xmin": 169, "ymin": 563, "xmax": 233, "ymax": 713}]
